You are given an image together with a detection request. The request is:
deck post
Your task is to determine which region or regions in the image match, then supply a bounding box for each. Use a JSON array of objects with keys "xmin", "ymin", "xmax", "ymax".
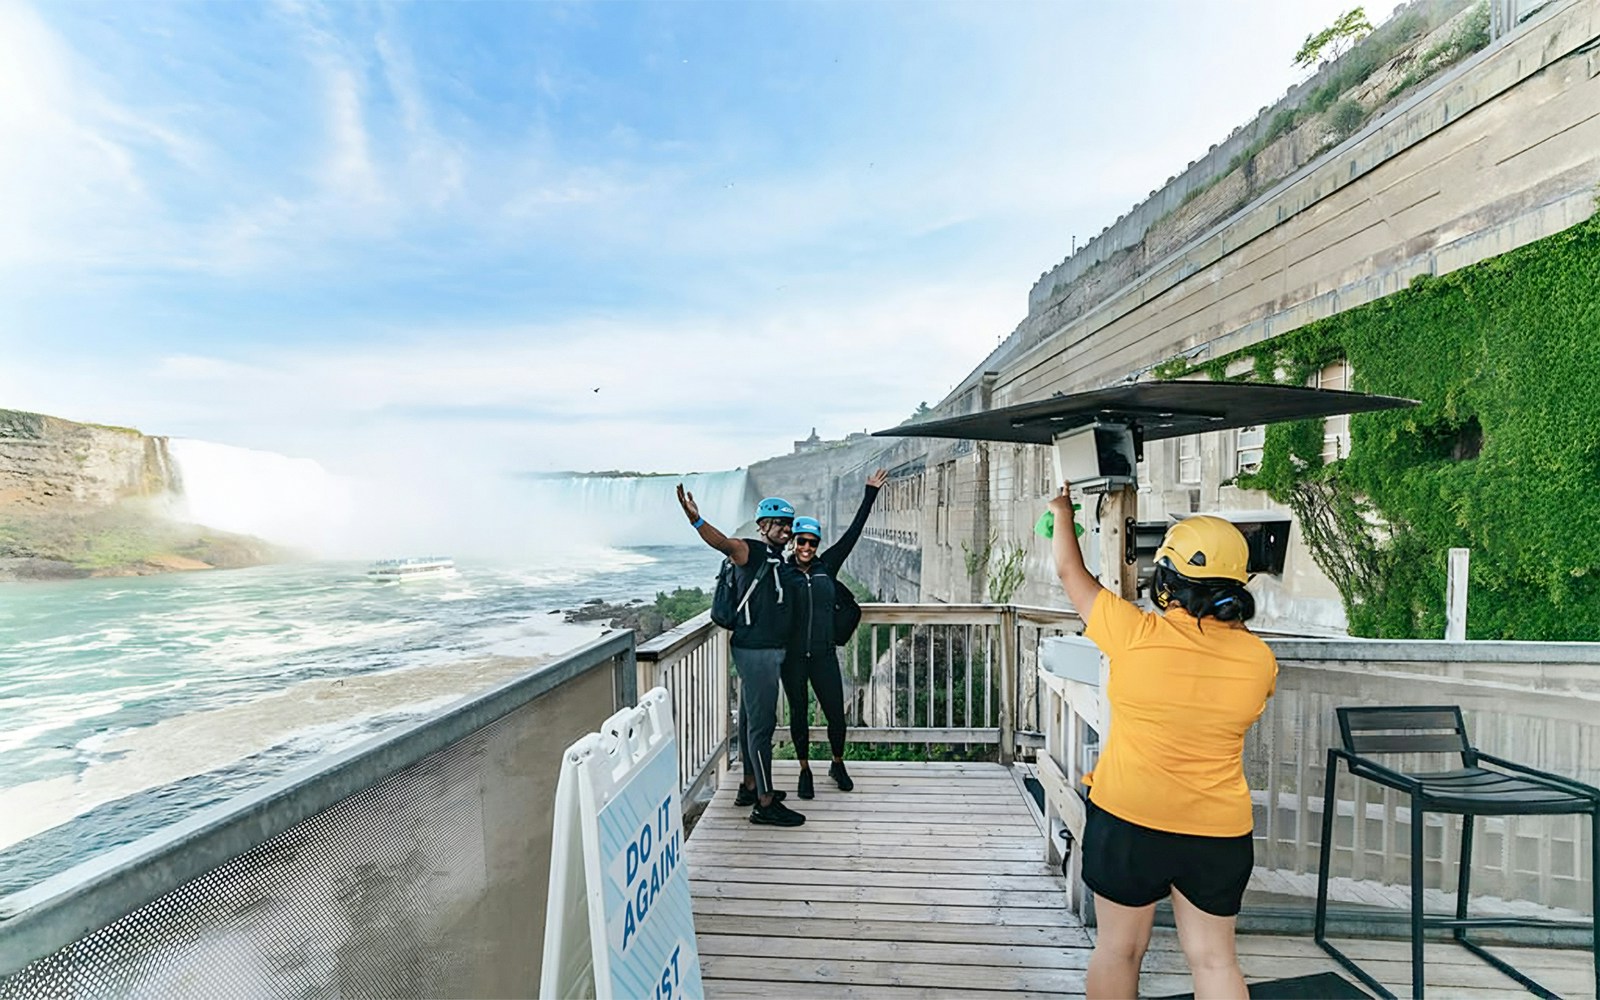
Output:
[
  {"xmin": 998, "ymin": 607, "xmax": 1017, "ymax": 765},
  {"xmin": 1096, "ymin": 484, "xmax": 1139, "ymax": 601},
  {"xmin": 714, "ymin": 629, "xmax": 731, "ymax": 783},
  {"xmin": 1446, "ymin": 547, "xmax": 1470, "ymax": 641}
]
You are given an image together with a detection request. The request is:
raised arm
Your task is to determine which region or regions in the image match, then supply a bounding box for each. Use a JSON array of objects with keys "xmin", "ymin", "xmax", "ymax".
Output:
[
  {"xmin": 820, "ymin": 468, "xmax": 887, "ymax": 573},
  {"xmin": 1048, "ymin": 482, "xmax": 1105, "ymax": 618},
  {"xmin": 678, "ymin": 483, "xmax": 749, "ymax": 565}
]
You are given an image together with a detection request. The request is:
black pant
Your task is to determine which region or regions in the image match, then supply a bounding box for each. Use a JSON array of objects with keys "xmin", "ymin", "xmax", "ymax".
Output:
[{"xmin": 781, "ymin": 648, "xmax": 847, "ymax": 760}]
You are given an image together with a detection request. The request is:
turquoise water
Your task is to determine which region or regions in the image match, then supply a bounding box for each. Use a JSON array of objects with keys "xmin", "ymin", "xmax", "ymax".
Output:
[{"xmin": 0, "ymin": 546, "xmax": 719, "ymax": 896}]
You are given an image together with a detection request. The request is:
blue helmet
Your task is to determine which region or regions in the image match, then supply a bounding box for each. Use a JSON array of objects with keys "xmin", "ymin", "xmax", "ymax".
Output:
[
  {"xmin": 792, "ymin": 516, "xmax": 822, "ymax": 539},
  {"xmin": 755, "ymin": 496, "xmax": 795, "ymax": 520}
]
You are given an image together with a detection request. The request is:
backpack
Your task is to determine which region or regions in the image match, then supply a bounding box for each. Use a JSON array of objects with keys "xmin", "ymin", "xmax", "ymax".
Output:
[
  {"xmin": 710, "ymin": 555, "xmax": 774, "ymax": 630},
  {"xmin": 831, "ymin": 579, "xmax": 862, "ymax": 646}
]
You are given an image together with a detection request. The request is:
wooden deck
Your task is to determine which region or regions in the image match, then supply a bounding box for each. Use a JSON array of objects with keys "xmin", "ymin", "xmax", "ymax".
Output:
[{"xmin": 686, "ymin": 760, "xmax": 1594, "ymax": 999}]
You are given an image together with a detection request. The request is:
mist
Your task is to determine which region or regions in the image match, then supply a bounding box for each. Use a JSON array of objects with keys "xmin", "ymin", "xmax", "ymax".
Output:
[{"xmin": 165, "ymin": 439, "xmax": 751, "ymax": 562}]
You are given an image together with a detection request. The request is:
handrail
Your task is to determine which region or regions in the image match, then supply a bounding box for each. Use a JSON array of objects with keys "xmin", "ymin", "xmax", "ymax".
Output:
[
  {"xmin": 636, "ymin": 609, "xmax": 718, "ymax": 663},
  {"xmin": 0, "ymin": 630, "xmax": 637, "ymax": 979},
  {"xmin": 1014, "ymin": 604, "xmax": 1082, "ymax": 627},
  {"xmin": 860, "ymin": 603, "xmax": 1006, "ymax": 622}
]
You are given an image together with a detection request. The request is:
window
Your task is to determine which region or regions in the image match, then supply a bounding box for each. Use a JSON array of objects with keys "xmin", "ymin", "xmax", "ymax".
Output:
[
  {"xmin": 1235, "ymin": 425, "xmax": 1264, "ymax": 475},
  {"xmin": 1177, "ymin": 435, "xmax": 1201, "ymax": 484},
  {"xmin": 1037, "ymin": 445, "xmax": 1055, "ymax": 496},
  {"xmin": 1316, "ymin": 359, "xmax": 1353, "ymax": 463}
]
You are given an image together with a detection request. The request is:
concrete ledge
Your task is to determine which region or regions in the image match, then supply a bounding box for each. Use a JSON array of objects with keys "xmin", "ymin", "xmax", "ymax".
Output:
[{"xmin": 1268, "ymin": 637, "xmax": 1600, "ymax": 664}]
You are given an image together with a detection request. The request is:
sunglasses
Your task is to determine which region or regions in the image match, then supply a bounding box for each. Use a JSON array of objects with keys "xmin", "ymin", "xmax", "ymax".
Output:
[{"xmin": 794, "ymin": 536, "xmax": 820, "ymax": 548}]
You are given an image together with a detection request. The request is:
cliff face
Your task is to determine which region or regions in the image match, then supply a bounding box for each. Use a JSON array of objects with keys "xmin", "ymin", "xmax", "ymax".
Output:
[
  {"xmin": 0, "ymin": 408, "xmax": 284, "ymax": 580},
  {"xmin": 0, "ymin": 409, "xmax": 177, "ymax": 509}
]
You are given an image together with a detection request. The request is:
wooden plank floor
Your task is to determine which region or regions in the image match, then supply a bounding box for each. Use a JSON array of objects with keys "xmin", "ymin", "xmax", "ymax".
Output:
[
  {"xmin": 686, "ymin": 760, "xmax": 1595, "ymax": 999},
  {"xmin": 688, "ymin": 760, "xmax": 1084, "ymax": 998}
]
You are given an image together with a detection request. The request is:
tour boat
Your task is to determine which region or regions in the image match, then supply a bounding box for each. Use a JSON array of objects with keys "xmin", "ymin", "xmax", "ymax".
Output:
[{"xmin": 366, "ymin": 557, "xmax": 457, "ymax": 582}]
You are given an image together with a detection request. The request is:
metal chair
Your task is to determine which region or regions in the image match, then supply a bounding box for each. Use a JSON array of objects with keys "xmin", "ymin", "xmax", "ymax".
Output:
[{"xmin": 1314, "ymin": 705, "xmax": 1599, "ymax": 999}]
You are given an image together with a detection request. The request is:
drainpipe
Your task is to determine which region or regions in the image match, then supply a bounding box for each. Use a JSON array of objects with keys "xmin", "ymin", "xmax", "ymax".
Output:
[{"xmin": 972, "ymin": 372, "xmax": 999, "ymax": 603}]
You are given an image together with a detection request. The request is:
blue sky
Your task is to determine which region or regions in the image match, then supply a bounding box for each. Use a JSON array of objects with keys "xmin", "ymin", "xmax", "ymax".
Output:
[{"xmin": 1, "ymin": 0, "xmax": 1359, "ymax": 479}]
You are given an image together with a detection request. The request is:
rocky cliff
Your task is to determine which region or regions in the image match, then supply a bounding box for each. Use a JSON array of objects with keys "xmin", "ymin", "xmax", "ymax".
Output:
[
  {"xmin": 0, "ymin": 408, "xmax": 287, "ymax": 580},
  {"xmin": 0, "ymin": 409, "xmax": 176, "ymax": 509}
]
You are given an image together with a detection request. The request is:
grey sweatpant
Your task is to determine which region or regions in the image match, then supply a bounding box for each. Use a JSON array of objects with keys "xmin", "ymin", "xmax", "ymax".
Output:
[{"xmin": 733, "ymin": 646, "xmax": 785, "ymax": 796}]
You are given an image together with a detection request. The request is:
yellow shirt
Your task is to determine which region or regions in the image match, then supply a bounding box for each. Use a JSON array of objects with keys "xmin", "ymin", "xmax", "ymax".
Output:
[{"xmin": 1082, "ymin": 591, "xmax": 1277, "ymax": 837}]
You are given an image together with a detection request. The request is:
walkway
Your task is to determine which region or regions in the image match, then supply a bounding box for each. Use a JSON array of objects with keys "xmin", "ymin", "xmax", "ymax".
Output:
[{"xmin": 685, "ymin": 760, "xmax": 1594, "ymax": 999}]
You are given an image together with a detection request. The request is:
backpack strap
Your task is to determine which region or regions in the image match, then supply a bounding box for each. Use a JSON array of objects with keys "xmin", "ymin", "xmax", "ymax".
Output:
[{"xmin": 735, "ymin": 558, "xmax": 773, "ymax": 625}]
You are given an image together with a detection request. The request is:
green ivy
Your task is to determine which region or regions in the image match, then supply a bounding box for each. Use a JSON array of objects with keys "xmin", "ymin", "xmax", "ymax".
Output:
[{"xmin": 1202, "ymin": 212, "xmax": 1600, "ymax": 640}]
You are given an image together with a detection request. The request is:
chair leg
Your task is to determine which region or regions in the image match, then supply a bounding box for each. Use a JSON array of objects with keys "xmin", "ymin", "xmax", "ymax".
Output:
[
  {"xmin": 1454, "ymin": 814, "xmax": 1474, "ymax": 945},
  {"xmin": 1315, "ymin": 750, "xmax": 1338, "ymax": 944},
  {"xmin": 1411, "ymin": 794, "xmax": 1426, "ymax": 1000},
  {"xmin": 1313, "ymin": 757, "xmax": 1397, "ymax": 999}
]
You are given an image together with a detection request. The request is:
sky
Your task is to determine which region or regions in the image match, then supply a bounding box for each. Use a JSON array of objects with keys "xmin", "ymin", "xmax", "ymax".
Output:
[{"xmin": 0, "ymin": 0, "xmax": 1363, "ymax": 482}]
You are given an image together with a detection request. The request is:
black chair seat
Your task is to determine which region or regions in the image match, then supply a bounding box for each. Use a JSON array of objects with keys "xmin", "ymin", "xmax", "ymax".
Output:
[{"xmin": 1350, "ymin": 764, "xmax": 1597, "ymax": 815}]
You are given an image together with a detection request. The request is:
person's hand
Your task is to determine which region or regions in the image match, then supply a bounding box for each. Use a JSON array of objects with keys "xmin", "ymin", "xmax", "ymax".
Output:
[
  {"xmin": 676, "ymin": 483, "xmax": 701, "ymax": 523},
  {"xmin": 1046, "ymin": 481, "xmax": 1075, "ymax": 516},
  {"xmin": 866, "ymin": 468, "xmax": 888, "ymax": 489}
]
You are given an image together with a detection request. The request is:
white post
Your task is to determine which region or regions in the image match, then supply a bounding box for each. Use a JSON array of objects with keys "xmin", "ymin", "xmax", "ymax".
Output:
[{"xmin": 1446, "ymin": 547, "xmax": 1470, "ymax": 641}]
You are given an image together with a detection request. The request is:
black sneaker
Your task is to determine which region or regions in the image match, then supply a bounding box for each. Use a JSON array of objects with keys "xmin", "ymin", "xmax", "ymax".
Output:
[
  {"xmin": 797, "ymin": 768, "xmax": 815, "ymax": 799},
  {"xmin": 750, "ymin": 799, "xmax": 806, "ymax": 827},
  {"xmin": 829, "ymin": 760, "xmax": 854, "ymax": 792},
  {"xmin": 733, "ymin": 786, "xmax": 785, "ymax": 808}
]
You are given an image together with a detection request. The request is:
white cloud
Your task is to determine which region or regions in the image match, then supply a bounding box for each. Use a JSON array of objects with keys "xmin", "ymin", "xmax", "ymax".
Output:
[{"xmin": 0, "ymin": 4, "xmax": 181, "ymax": 270}]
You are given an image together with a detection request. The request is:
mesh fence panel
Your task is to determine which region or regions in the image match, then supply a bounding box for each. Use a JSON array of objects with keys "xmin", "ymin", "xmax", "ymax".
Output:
[{"xmin": 2, "ymin": 662, "xmax": 616, "ymax": 1000}]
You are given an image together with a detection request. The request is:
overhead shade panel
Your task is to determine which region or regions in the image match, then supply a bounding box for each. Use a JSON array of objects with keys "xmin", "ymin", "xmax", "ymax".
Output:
[{"xmin": 873, "ymin": 380, "xmax": 1418, "ymax": 445}]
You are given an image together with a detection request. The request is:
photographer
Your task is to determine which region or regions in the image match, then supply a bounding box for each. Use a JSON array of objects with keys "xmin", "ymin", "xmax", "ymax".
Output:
[{"xmin": 1047, "ymin": 484, "xmax": 1277, "ymax": 1000}]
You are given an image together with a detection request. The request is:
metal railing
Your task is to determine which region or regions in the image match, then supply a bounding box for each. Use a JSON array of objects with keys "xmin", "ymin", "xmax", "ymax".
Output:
[{"xmin": 0, "ymin": 631, "xmax": 638, "ymax": 994}]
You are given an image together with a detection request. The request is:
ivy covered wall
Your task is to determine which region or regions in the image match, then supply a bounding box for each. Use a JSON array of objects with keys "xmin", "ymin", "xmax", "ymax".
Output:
[{"xmin": 1193, "ymin": 212, "xmax": 1600, "ymax": 640}]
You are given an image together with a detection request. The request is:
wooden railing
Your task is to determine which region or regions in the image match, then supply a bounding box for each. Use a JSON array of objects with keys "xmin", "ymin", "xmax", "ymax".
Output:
[
  {"xmin": 639, "ymin": 604, "xmax": 1079, "ymax": 790},
  {"xmin": 636, "ymin": 612, "xmax": 731, "ymax": 805},
  {"xmin": 781, "ymin": 604, "xmax": 1079, "ymax": 764}
]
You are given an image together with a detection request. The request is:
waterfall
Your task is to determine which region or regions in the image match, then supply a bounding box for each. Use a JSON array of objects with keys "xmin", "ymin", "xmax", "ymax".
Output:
[
  {"xmin": 519, "ymin": 471, "xmax": 752, "ymax": 548},
  {"xmin": 145, "ymin": 437, "xmax": 180, "ymax": 496},
  {"xmin": 166, "ymin": 439, "xmax": 355, "ymax": 553}
]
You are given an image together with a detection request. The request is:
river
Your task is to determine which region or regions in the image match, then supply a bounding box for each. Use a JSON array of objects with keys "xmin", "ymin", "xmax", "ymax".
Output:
[{"xmin": 0, "ymin": 546, "xmax": 720, "ymax": 897}]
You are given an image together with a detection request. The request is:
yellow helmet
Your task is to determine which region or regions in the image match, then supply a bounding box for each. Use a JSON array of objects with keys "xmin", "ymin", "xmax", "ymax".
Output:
[{"xmin": 1154, "ymin": 516, "xmax": 1250, "ymax": 584}]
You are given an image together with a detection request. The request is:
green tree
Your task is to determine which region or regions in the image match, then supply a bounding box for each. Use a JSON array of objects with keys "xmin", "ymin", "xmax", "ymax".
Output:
[{"xmin": 1295, "ymin": 8, "xmax": 1375, "ymax": 68}]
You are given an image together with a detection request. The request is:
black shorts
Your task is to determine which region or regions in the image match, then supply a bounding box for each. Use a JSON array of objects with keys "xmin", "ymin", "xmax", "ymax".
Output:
[{"xmin": 1081, "ymin": 796, "xmax": 1253, "ymax": 917}]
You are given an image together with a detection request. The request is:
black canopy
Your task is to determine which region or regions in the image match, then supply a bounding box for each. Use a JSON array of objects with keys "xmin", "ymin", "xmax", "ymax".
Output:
[{"xmin": 874, "ymin": 380, "xmax": 1417, "ymax": 445}]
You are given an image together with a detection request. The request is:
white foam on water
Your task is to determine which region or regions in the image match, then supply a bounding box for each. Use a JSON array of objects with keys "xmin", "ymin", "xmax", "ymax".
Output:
[{"xmin": 0, "ymin": 698, "xmax": 126, "ymax": 755}]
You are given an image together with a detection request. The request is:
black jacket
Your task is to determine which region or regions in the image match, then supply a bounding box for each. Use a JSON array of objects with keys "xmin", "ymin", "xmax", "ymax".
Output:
[
  {"xmin": 730, "ymin": 538, "xmax": 797, "ymax": 650},
  {"xmin": 786, "ymin": 485, "xmax": 880, "ymax": 660}
]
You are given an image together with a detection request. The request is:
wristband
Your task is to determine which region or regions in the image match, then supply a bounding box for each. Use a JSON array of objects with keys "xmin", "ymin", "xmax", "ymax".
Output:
[{"xmin": 691, "ymin": 517, "xmax": 706, "ymax": 529}]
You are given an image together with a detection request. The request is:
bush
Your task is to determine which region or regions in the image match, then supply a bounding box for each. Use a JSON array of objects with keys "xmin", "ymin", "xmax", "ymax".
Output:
[
  {"xmin": 654, "ymin": 587, "xmax": 710, "ymax": 622},
  {"xmin": 1209, "ymin": 213, "xmax": 1600, "ymax": 640},
  {"xmin": 1329, "ymin": 98, "xmax": 1368, "ymax": 139}
]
